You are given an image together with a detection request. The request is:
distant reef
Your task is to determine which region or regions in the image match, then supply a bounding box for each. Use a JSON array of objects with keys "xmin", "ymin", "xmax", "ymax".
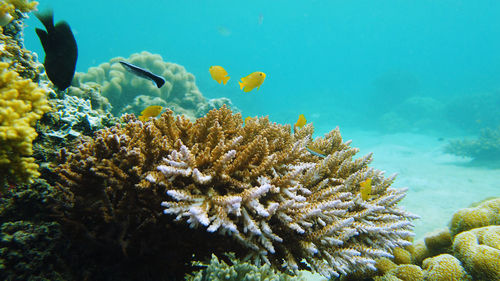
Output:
[{"xmin": 445, "ymin": 126, "xmax": 500, "ymax": 163}]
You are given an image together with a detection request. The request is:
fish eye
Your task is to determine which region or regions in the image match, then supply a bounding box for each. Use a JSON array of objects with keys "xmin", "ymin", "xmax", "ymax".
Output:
[{"xmin": 259, "ymin": 73, "xmax": 262, "ymax": 76}]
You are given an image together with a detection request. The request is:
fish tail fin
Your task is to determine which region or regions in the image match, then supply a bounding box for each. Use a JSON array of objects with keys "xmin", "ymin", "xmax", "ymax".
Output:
[
  {"xmin": 35, "ymin": 9, "xmax": 54, "ymax": 31},
  {"xmin": 153, "ymin": 76, "xmax": 166, "ymax": 88},
  {"xmin": 238, "ymin": 81, "xmax": 244, "ymax": 90},
  {"xmin": 222, "ymin": 76, "xmax": 230, "ymax": 85}
]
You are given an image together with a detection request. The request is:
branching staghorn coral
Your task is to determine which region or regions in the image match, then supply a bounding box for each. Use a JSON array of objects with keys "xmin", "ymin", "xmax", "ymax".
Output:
[
  {"xmin": 71, "ymin": 51, "xmax": 235, "ymax": 118},
  {"xmin": 56, "ymin": 106, "xmax": 417, "ymax": 279}
]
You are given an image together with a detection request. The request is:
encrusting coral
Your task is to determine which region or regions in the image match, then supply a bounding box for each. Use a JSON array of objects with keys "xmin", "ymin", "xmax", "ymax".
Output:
[
  {"xmin": 56, "ymin": 105, "xmax": 417, "ymax": 279},
  {"xmin": 0, "ymin": 61, "xmax": 50, "ymax": 185},
  {"xmin": 186, "ymin": 253, "xmax": 306, "ymax": 281},
  {"xmin": 70, "ymin": 51, "xmax": 236, "ymax": 118}
]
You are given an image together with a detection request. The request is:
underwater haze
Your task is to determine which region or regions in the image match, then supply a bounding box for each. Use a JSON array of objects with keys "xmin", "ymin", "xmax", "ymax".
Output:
[{"xmin": 24, "ymin": 0, "xmax": 500, "ymax": 130}]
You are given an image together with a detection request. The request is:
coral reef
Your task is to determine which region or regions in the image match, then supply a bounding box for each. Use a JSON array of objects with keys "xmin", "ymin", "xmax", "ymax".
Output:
[
  {"xmin": 1, "ymin": 24, "xmax": 41, "ymax": 82},
  {"xmin": 453, "ymin": 226, "xmax": 500, "ymax": 281},
  {"xmin": 56, "ymin": 106, "xmax": 417, "ymax": 279},
  {"xmin": 0, "ymin": 61, "xmax": 50, "ymax": 185},
  {"xmin": 0, "ymin": 179, "xmax": 69, "ymax": 281},
  {"xmin": 372, "ymin": 198, "xmax": 499, "ymax": 281},
  {"xmin": 0, "ymin": 1, "xmax": 37, "ymax": 29},
  {"xmin": 33, "ymin": 93, "xmax": 118, "ymax": 179},
  {"xmin": 449, "ymin": 198, "xmax": 500, "ymax": 236},
  {"xmin": 445, "ymin": 126, "xmax": 500, "ymax": 162},
  {"xmin": 186, "ymin": 253, "xmax": 305, "ymax": 281},
  {"xmin": 70, "ymin": 51, "xmax": 237, "ymax": 118},
  {"xmin": 421, "ymin": 254, "xmax": 469, "ymax": 281}
]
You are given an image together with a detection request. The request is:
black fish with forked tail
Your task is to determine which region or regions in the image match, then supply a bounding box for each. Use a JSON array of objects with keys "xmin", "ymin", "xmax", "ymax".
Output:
[
  {"xmin": 119, "ymin": 61, "xmax": 166, "ymax": 88},
  {"xmin": 35, "ymin": 10, "xmax": 77, "ymax": 91}
]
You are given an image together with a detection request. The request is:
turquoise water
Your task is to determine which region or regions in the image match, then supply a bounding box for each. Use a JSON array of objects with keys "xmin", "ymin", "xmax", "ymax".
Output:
[
  {"xmin": 15, "ymin": 1, "xmax": 500, "ymax": 278},
  {"xmin": 24, "ymin": 0, "xmax": 500, "ymax": 132}
]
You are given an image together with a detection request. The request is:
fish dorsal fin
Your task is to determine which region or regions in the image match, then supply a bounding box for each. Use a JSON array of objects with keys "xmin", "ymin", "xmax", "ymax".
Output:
[
  {"xmin": 35, "ymin": 28, "xmax": 48, "ymax": 48},
  {"xmin": 35, "ymin": 9, "xmax": 54, "ymax": 31}
]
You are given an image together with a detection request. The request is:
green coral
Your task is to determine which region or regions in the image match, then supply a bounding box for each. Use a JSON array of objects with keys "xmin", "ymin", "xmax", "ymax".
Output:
[{"xmin": 186, "ymin": 253, "xmax": 305, "ymax": 281}]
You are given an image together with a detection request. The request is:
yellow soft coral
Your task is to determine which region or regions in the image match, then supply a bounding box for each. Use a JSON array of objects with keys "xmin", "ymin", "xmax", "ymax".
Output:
[
  {"xmin": 5, "ymin": 0, "xmax": 38, "ymax": 13},
  {"xmin": 0, "ymin": 2, "xmax": 14, "ymax": 26},
  {"xmin": 0, "ymin": 62, "xmax": 50, "ymax": 185}
]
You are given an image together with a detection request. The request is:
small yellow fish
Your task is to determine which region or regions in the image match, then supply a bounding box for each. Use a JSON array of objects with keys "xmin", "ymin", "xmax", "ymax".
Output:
[
  {"xmin": 293, "ymin": 114, "xmax": 307, "ymax": 133},
  {"xmin": 239, "ymin": 71, "xmax": 266, "ymax": 92},
  {"xmin": 209, "ymin": 66, "xmax": 230, "ymax": 85},
  {"xmin": 138, "ymin": 105, "xmax": 163, "ymax": 121},
  {"xmin": 360, "ymin": 178, "xmax": 373, "ymax": 201},
  {"xmin": 295, "ymin": 114, "xmax": 306, "ymax": 128},
  {"xmin": 244, "ymin": 116, "xmax": 252, "ymax": 125},
  {"xmin": 306, "ymin": 145, "xmax": 326, "ymax": 158}
]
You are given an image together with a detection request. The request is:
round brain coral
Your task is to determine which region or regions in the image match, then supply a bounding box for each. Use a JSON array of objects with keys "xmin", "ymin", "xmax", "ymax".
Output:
[
  {"xmin": 452, "ymin": 225, "xmax": 500, "ymax": 281},
  {"xmin": 56, "ymin": 106, "xmax": 418, "ymax": 279},
  {"xmin": 422, "ymin": 254, "xmax": 469, "ymax": 281},
  {"xmin": 449, "ymin": 198, "xmax": 500, "ymax": 236}
]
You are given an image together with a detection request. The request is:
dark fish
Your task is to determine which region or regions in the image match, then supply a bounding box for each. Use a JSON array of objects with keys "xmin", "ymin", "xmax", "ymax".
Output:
[
  {"xmin": 119, "ymin": 61, "xmax": 166, "ymax": 88},
  {"xmin": 35, "ymin": 10, "xmax": 77, "ymax": 91}
]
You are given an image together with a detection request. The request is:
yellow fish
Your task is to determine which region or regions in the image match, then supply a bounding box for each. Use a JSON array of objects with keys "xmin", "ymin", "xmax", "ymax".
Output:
[
  {"xmin": 239, "ymin": 71, "xmax": 266, "ymax": 92},
  {"xmin": 293, "ymin": 114, "xmax": 307, "ymax": 133},
  {"xmin": 244, "ymin": 116, "xmax": 252, "ymax": 125},
  {"xmin": 295, "ymin": 114, "xmax": 306, "ymax": 128},
  {"xmin": 138, "ymin": 105, "xmax": 163, "ymax": 121},
  {"xmin": 209, "ymin": 66, "xmax": 230, "ymax": 85},
  {"xmin": 360, "ymin": 178, "xmax": 373, "ymax": 201}
]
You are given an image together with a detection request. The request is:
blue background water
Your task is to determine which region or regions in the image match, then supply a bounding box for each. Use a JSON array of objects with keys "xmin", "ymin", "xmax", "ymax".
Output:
[{"xmin": 23, "ymin": 0, "xmax": 500, "ymax": 134}]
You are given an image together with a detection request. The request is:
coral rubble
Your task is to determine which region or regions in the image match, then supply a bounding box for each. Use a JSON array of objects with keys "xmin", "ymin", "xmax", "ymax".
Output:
[
  {"xmin": 56, "ymin": 105, "xmax": 417, "ymax": 279},
  {"xmin": 71, "ymin": 51, "xmax": 236, "ymax": 118}
]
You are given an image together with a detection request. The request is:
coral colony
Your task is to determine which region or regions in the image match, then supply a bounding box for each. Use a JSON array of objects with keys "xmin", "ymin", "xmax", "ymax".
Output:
[
  {"xmin": 57, "ymin": 106, "xmax": 418, "ymax": 278},
  {"xmin": 1, "ymin": 1, "xmax": 499, "ymax": 280}
]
